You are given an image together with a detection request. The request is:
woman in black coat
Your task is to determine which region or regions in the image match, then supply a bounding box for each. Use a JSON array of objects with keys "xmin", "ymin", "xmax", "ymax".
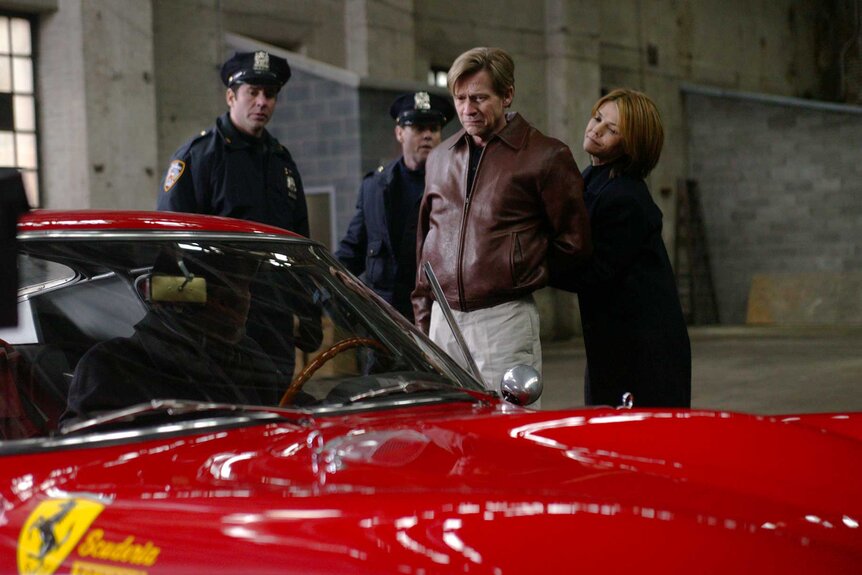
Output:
[{"xmin": 569, "ymin": 88, "xmax": 691, "ymax": 408}]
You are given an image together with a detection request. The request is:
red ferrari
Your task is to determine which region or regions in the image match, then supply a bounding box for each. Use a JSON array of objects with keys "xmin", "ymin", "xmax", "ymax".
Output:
[{"xmin": 1, "ymin": 210, "xmax": 860, "ymax": 574}]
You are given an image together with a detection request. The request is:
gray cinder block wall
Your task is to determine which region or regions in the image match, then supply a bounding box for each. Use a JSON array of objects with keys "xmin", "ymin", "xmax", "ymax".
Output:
[
  {"xmin": 270, "ymin": 66, "xmax": 362, "ymax": 245},
  {"xmin": 685, "ymin": 86, "xmax": 862, "ymax": 324}
]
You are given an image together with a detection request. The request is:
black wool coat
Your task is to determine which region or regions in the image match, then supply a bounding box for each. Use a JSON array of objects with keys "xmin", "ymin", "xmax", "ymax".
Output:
[{"xmin": 567, "ymin": 164, "xmax": 691, "ymax": 408}]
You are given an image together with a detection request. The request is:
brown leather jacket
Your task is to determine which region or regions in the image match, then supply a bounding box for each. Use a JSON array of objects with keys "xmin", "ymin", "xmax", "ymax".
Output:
[{"xmin": 412, "ymin": 113, "xmax": 591, "ymax": 333}]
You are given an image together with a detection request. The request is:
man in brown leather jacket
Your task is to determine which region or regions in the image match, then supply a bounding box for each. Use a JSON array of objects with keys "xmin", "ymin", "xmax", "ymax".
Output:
[{"xmin": 412, "ymin": 47, "xmax": 590, "ymax": 404}]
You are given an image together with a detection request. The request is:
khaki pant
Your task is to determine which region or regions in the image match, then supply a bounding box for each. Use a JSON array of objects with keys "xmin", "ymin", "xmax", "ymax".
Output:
[{"xmin": 429, "ymin": 295, "xmax": 542, "ymax": 408}]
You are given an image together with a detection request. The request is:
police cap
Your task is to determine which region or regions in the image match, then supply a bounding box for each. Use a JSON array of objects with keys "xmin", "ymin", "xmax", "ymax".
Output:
[
  {"xmin": 389, "ymin": 92, "xmax": 455, "ymax": 127},
  {"xmin": 220, "ymin": 51, "xmax": 291, "ymax": 89}
]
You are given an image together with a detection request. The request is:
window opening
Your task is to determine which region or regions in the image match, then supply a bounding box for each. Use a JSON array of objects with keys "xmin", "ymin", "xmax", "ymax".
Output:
[
  {"xmin": 0, "ymin": 14, "xmax": 38, "ymax": 206},
  {"xmin": 428, "ymin": 66, "xmax": 448, "ymax": 89}
]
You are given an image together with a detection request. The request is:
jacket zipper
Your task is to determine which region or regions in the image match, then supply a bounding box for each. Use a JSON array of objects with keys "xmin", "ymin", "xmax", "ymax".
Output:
[{"xmin": 457, "ymin": 144, "xmax": 484, "ymax": 311}]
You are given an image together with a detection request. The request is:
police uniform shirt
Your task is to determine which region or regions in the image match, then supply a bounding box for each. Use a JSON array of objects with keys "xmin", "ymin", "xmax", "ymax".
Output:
[
  {"xmin": 390, "ymin": 158, "xmax": 425, "ymax": 290},
  {"xmin": 158, "ymin": 112, "xmax": 309, "ymax": 236}
]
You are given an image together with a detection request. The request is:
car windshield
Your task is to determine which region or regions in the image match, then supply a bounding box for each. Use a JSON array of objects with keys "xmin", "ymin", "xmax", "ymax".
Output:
[{"xmin": 0, "ymin": 234, "xmax": 485, "ymax": 441}]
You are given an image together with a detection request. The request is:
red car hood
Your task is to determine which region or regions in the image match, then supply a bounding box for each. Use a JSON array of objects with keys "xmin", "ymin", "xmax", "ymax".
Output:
[{"xmin": 3, "ymin": 404, "xmax": 861, "ymax": 574}]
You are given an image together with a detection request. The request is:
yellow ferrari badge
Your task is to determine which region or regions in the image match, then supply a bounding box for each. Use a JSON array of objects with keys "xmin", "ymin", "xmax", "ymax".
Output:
[
  {"xmin": 163, "ymin": 160, "xmax": 186, "ymax": 193},
  {"xmin": 18, "ymin": 498, "xmax": 105, "ymax": 575}
]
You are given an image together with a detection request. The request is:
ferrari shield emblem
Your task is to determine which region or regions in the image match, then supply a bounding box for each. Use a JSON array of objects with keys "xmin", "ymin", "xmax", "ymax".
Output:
[
  {"xmin": 163, "ymin": 160, "xmax": 185, "ymax": 192},
  {"xmin": 285, "ymin": 168, "xmax": 297, "ymax": 199},
  {"xmin": 18, "ymin": 498, "xmax": 105, "ymax": 575}
]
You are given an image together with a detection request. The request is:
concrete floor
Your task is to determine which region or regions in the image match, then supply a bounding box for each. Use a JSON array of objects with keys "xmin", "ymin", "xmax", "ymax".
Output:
[{"xmin": 540, "ymin": 325, "xmax": 862, "ymax": 414}]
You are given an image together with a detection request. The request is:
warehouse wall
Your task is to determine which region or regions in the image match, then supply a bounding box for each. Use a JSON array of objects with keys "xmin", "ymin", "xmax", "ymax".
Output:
[
  {"xmin": 3, "ymin": 0, "xmax": 857, "ymax": 330},
  {"xmin": 685, "ymin": 87, "xmax": 862, "ymax": 323}
]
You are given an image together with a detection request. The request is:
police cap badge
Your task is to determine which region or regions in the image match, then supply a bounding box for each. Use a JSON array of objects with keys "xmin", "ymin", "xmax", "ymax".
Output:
[
  {"xmin": 221, "ymin": 51, "xmax": 291, "ymax": 88},
  {"xmin": 389, "ymin": 92, "xmax": 455, "ymax": 127}
]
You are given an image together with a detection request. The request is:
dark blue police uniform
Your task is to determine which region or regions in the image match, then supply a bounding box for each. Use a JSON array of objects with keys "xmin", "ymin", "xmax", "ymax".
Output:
[
  {"xmin": 157, "ymin": 50, "xmax": 308, "ymax": 236},
  {"xmin": 335, "ymin": 92, "xmax": 455, "ymax": 323},
  {"xmin": 157, "ymin": 113, "xmax": 308, "ymax": 235},
  {"xmin": 156, "ymin": 51, "xmax": 314, "ymax": 381},
  {"xmin": 337, "ymin": 158, "xmax": 425, "ymax": 321}
]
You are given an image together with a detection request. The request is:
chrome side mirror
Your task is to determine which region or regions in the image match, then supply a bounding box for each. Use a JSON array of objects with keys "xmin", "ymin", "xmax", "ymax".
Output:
[
  {"xmin": 500, "ymin": 365, "xmax": 542, "ymax": 406},
  {"xmin": 618, "ymin": 392, "xmax": 634, "ymax": 409}
]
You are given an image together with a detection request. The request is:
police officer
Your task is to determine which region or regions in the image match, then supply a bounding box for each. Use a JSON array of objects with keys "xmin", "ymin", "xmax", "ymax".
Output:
[
  {"xmin": 157, "ymin": 50, "xmax": 308, "ymax": 236},
  {"xmin": 157, "ymin": 51, "xmax": 317, "ymax": 382},
  {"xmin": 335, "ymin": 92, "xmax": 454, "ymax": 322}
]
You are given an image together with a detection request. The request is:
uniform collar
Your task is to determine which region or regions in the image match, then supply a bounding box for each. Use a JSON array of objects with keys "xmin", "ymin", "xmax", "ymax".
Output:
[
  {"xmin": 217, "ymin": 112, "xmax": 275, "ymax": 150},
  {"xmin": 397, "ymin": 156, "xmax": 425, "ymax": 178}
]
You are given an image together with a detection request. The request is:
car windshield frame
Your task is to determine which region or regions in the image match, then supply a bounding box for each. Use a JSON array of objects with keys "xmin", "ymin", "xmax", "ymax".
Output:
[{"xmin": 0, "ymin": 229, "xmax": 489, "ymax": 448}]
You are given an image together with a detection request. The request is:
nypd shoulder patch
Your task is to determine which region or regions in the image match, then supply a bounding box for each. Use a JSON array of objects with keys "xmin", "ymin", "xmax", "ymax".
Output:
[{"xmin": 163, "ymin": 160, "xmax": 186, "ymax": 193}]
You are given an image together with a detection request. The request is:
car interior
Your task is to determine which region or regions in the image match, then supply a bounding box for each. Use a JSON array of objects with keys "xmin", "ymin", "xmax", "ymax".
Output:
[{"xmin": 1, "ymin": 273, "xmax": 144, "ymax": 439}]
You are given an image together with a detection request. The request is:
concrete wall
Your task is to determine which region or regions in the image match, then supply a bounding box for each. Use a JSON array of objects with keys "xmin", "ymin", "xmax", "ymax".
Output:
[
  {"xmin": 358, "ymin": 88, "xmax": 404, "ymax": 174},
  {"xmin": 596, "ymin": 0, "xmax": 834, "ymax": 253},
  {"xmin": 685, "ymin": 87, "xmax": 862, "ymax": 324},
  {"xmin": 152, "ymin": 0, "xmax": 224, "ymax": 190},
  {"xmin": 34, "ymin": 0, "xmax": 158, "ymax": 209},
  {"xmin": 79, "ymin": 1, "xmax": 158, "ymax": 208},
  {"xmin": 35, "ymin": 0, "xmax": 87, "ymax": 208},
  {"xmin": 747, "ymin": 272, "xmax": 862, "ymax": 325},
  {"xmin": 271, "ymin": 68, "xmax": 361, "ymax": 247}
]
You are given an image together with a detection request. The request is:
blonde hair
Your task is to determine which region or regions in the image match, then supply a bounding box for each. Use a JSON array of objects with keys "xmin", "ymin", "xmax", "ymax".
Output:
[
  {"xmin": 447, "ymin": 47, "xmax": 514, "ymax": 98},
  {"xmin": 592, "ymin": 89, "xmax": 664, "ymax": 178}
]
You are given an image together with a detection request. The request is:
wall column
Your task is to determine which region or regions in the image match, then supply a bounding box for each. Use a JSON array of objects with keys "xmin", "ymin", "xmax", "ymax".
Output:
[
  {"xmin": 345, "ymin": 0, "xmax": 416, "ymax": 81},
  {"xmin": 540, "ymin": 0, "xmax": 601, "ymax": 340},
  {"xmin": 38, "ymin": 0, "xmax": 88, "ymax": 208},
  {"xmin": 39, "ymin": 0, "xmax": 159, "ymax": 209}
]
